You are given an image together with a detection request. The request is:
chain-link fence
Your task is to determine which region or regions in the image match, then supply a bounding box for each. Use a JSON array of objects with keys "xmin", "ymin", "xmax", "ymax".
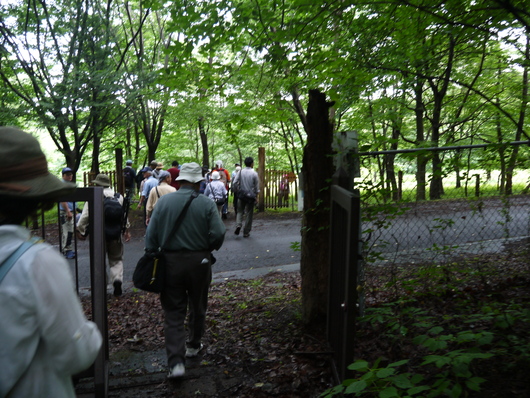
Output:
[{"xmin": 357, "ymin": 143, "xmax": 530, "ymax": 267}]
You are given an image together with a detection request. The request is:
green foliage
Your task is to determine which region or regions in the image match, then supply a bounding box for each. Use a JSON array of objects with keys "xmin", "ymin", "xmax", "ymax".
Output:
[{"xmin": 323, "ymin": 277, "xmax": 530, "ymax": 397}]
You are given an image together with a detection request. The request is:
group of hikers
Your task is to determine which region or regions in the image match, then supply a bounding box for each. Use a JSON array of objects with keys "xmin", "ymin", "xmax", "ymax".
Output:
[{"xmin": 1, "ymin": 126, "xmax": 292, "ymax": 397}]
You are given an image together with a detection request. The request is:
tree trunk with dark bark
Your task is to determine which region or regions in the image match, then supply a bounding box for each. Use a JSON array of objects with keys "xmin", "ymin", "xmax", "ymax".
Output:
[{"xmin": 300, "ymin": 89, "xmax": 335, "ymax": 326}]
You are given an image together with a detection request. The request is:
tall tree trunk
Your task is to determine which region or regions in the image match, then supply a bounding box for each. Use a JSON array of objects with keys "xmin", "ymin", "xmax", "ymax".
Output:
[
  {"xmin": 300, "ymin": 89, "xmax": 335, "ymax": 326},
  {"xmin": 198, "ymin": 116, "xmax": 209, "ymax": 167}
]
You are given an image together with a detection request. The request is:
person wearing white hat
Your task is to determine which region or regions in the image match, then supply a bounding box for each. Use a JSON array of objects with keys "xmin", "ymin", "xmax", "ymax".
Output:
[
  {"xmin": 0, "ymin": 126, "xmax": 102, "ymax": 398},
  {"xmin": 145, "ymin": 162, "xmax": 226, "ymax": 379},
  {"xmin": 204, "ymin": 170, "xmax": 228, "ymax": 218}
]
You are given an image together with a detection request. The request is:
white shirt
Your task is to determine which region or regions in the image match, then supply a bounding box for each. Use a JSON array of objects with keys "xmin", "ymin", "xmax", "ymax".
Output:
[{"xmin": 0, "ymin": 225, "xmax": 102, "ymax": 398}]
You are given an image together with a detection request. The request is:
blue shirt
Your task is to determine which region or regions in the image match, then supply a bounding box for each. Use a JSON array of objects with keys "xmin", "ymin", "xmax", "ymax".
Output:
[{"xmin": 142, "ymin": 176, "xmax": 158, "ymax": 199}]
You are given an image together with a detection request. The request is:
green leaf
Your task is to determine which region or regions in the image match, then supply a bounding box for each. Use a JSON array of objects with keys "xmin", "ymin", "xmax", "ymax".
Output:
[
  {"xmin": 407, "ymin": 385, "xmax": 430, "ymax": 395},
  {"xmin": 379, "ymin": 386, "xmax": 399, "ymax": 398},
  {"xmin": 392, "ymin": 374, "xmax": 413, "ymax": 389},
  {"xmin": 389, "ymin": 359, "xmax": 409, "ymax": 368},
  {"xmin": 465, "ymin": 377, "xmax": 487, "ymax": 392},
  {"xmin": 377, "ymin": 367, "xmax": 395, "ymax": 378},
  {"xmin": 344, "ymin": 380, "xmax": 368, "ymax": 394},
  {"xmin": 349, "ymin": 360, "xmax": 370, "ymax": 371},
  {"xmin": 451, "ymin": 382, "xmax": 463, "ymax": 397},
  {"xmin": 428, "ymin": 326, "xmax": 444, "ymax": 334}
]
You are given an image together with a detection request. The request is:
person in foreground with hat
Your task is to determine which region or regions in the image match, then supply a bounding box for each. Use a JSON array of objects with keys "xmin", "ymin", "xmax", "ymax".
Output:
[
  {"xmin": 77, "ymin": 173, "xmax": 131, "ymax": 296},
  {"xmin": 145, "ymin": 162, "xmax": 226, "ymax": 378},
  {"xmin": 145, "ymin": 170, "xmax": 176, "ymax": 225},
  {"xmin": 59, "ymin": 166, "xmax": 77, "ymax": 259},
  {"xmin": 0, "ymin": 126, "xmax": 102, "ymax": 398}
]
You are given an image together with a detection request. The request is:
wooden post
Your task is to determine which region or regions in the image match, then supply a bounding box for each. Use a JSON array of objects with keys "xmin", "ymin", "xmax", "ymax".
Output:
[
  {"xmin": 475, "ymin": 174, "xmax": 480, "ymax": 197},
  {"xmin": 258, "ymin": 147, "xmax": 265, "ymax": 212}
]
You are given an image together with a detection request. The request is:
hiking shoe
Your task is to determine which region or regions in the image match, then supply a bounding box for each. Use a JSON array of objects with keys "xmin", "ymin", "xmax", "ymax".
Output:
[
  {"xmin": 113, "ymin": 280, "xmax": 123, "ymax": 297},
  {"xmin": 222, "ymin": 213, "xmax": 227, "ymax": 220},
  {"xmin": 168, "ymin": 363, "xmax": 185, "ymax": 378},
  {"xmin": 243, "ymin": 233, "xmax": 250, "ymax": 238},
  {"xmin": 186, "ymin": 343, "xmax": 204, "ymax": 358},
  {"xmin": 234, "ymin": 226, "xmax": 241, "ymax": 235},
  {"xmin": 65, "ymin": 250, "xmax": 76, "ymax": 259}
]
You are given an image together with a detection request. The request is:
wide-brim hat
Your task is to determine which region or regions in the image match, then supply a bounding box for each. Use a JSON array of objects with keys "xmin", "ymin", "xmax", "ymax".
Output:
[
  {"xmin": 0, "ymin": 127, "xmax": 76, "ymax": 199},
  {"xmin": 92, "ymin": 173, "xmax": 111, "ymax": 187},
  {"xmin": 176, "ymin": 162, "xmax": 205, "ymax": 183},
  {"xmin": 211, "ymin": 171, "xmax": 220, "ymax": 180}
]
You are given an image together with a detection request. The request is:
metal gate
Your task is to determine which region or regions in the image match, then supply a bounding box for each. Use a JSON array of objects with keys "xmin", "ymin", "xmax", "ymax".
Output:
[
  {"xmin": 327, "ymin": 185, "xmax": 362, "ymax": 382},
  {"xmin": 56, "ymin": 187, "xmax": 109, "ymax": 397}
]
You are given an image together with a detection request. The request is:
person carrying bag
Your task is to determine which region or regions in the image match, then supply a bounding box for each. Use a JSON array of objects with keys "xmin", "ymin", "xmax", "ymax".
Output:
[
  {"xmin": 133, "ymin": 190, "xmax": 198, "ymax": 293},
  {"xmin": 141, "ymin": 162, "xmax": 226, "ymax": 379}
]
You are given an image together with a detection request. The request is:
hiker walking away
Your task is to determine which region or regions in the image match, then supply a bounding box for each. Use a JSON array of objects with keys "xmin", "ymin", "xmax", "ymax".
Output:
[
  {"xmin": 278, "ymin": 173, "xmax": 290, "ymax": 207},
  {"xmin": 214, "ymin": 160, "xmax": 230, "ymax": 219},
  {"xmin": 123, "ymin": 159, "xmax": 137, "ymax": 196},
  {"xmin": 77, "ymin": 173, "xmax": 131, "ymax": 297},
  {"xmin": 0, "ymin": 126, "xmax": 102, "ymax": 398},
  {"xmin": 136, "ymin": 167, "xmax": 155, "ymax": 227},
  {"xmin": 204, "ymin": 170, "xmax": 227, "ymax": 218},
  {"xmin": 231, "ymin": 164, "xmax": 241, "ymax": 215},
  {"xmin": 167, "ymin": 160, "xmax": 181, "ymax": 190},
  {"xmin": 145, "ymin": 162, "xmax": 226, "ymax": 378},
  {"xmin": 59, "ymin": 167, "xmax": 77, "ymax": 259},
  {"xmin": 145, "ymin": 170, "xmax": 176, "ymax": 225},
  {"xmin": 233, "ymin": 156, "xmax": 259, "ymax": 238}
]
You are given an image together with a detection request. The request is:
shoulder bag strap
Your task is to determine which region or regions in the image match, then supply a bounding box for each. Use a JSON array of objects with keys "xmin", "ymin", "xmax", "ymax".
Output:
[
  {"xmin": 156, "ymin": 187, "xmax": 160, "ymax": 198},
  {"xmin": 160, "ymin": 191, "xmax": 199, "ymax": 250},
  {"xmin": 0, "ymin": 237, "xmax": 41, "ymax": 284}
]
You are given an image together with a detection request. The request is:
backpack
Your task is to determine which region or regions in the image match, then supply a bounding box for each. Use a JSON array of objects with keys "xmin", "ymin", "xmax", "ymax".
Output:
[
  {"xmin": 104, "ymin": 193, "xmax": 124, "ymax": 240},
  {"xmin": 123, "ymin": 167, "xmax": 134, "ymax": 188}
]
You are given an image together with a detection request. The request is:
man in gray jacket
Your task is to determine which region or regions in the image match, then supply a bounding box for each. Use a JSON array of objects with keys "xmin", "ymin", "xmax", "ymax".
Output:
[
  {"xmin": 232, "ymin": 156, "xmax": 260, "ymax": 237},
  {"xmin": 145, "ymin": 162, "xmax": 226, "ymax": 378}
]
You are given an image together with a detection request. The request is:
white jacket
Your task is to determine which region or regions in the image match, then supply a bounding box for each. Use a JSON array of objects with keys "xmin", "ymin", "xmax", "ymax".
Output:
[{"xmin": 0, "ymin": 225, "xmax": 102, "ymax": 398}]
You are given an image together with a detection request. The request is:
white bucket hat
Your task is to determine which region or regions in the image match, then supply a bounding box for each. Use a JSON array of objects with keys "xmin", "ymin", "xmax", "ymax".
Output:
[{"xmin": 176, "ymin": 162, "xmax": 205, "ymax": 183}]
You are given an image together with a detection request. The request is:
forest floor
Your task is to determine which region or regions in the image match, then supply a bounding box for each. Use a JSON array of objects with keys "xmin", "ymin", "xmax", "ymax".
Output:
[{"xmin": 74, "ymin": 209, "xmax": 530, "ymax": 397}]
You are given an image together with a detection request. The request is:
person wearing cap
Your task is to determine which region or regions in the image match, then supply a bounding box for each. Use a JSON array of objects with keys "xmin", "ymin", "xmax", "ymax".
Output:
[
  {"xmin": 145, "ymin": 162, "xmax": 226, "ymax": 379},
  {"xmin": 77, "ymin": 173, "xmax": 131, "ymax": 297},
  {"xmin": 123, "ymin": 159, "xmax": 137, "ymax": 195},
  {"xmin": 145, "ymin": 170, "xmax": 176, "ymax": 225},
  {"xmin": 138, "ymin": 167, "xmax": 159, "ymax": 212},
  {"xmin": 59, "ymin": 167, "xmax": 77, "ymax": 259},
  {"xmin": 204, "ymin": 170, "xmax": 228, "ymax": 218},
  {"xmin": 0, "ymin": 126, "xmax": 102, "ymax": 398}
]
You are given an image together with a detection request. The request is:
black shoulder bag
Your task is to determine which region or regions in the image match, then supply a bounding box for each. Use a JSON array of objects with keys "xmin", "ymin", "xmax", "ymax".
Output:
[{"xmin": 133, "ymin": 191, "xmax": 198, "ymax": 293}]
